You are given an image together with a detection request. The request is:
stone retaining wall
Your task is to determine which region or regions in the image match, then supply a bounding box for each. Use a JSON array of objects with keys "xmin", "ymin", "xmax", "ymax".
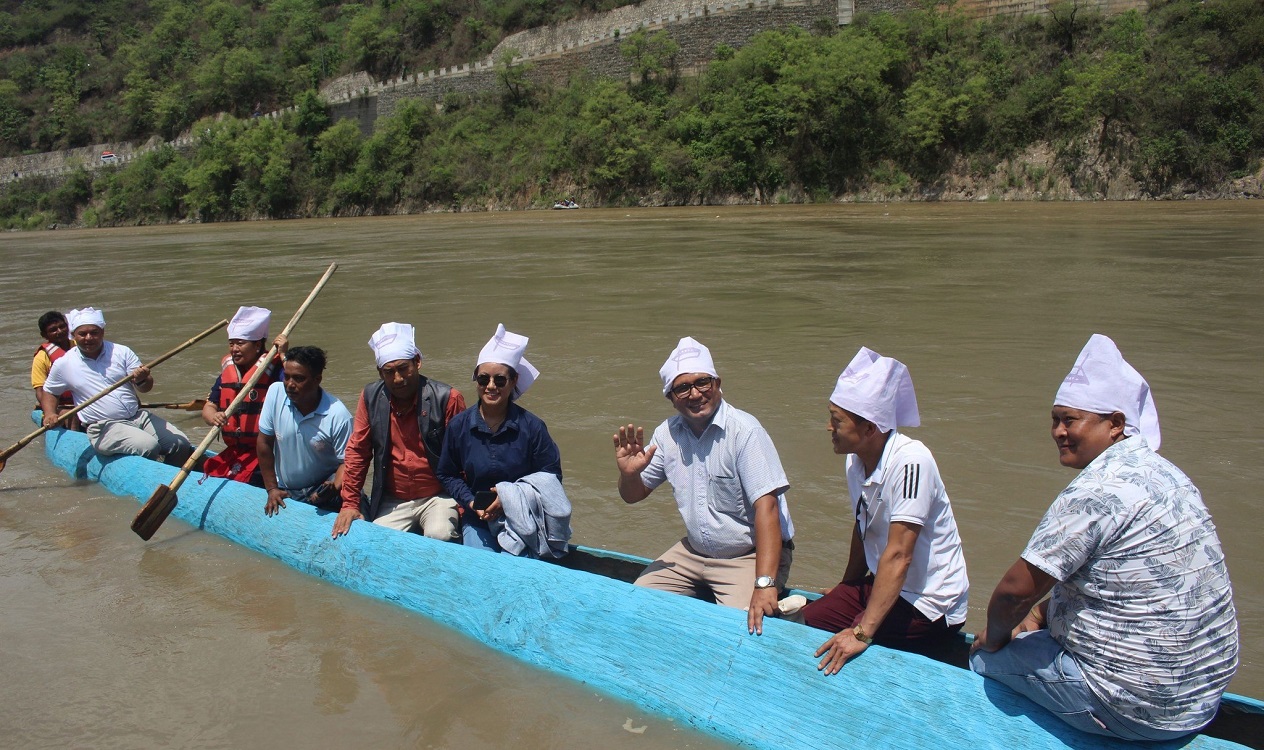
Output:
[{"xmin": 1, "ymin": 0, "xmax": 1149, "ymax": 185}]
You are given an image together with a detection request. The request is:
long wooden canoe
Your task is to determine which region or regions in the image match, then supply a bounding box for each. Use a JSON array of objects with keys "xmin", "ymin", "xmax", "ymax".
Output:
[{"xmin": 35, "ymin": 419, "xmax": 1262, "ymax": 750}]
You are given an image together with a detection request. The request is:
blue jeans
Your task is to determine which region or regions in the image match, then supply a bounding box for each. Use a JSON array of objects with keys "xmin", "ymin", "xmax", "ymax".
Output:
[
  {"xmin": 461, "ymin": 519, "xmax": 501, "ymax": 552},
  {"xmin": 970, "ymin": 630, "xmax": 1193, "ymax": 742}
]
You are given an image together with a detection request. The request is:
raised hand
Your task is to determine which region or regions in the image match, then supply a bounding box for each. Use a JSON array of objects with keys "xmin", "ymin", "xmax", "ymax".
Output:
[{"xmin": 613, "ymin": 424, "xmax": 656, "ymax": 476}]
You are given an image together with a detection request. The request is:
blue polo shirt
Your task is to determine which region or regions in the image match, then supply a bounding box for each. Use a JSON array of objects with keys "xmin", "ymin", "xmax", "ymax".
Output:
[
  {"xmin": 257, "ymin": 381, "xmax": 352, "ymax": 491},
  {"xmin": 436, "ymin": 402, "xmax": 562, "ymax": 512}
]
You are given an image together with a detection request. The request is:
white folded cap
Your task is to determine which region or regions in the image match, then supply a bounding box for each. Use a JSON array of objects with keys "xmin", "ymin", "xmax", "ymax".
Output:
[
  {"xmin": 66, "ymin": 307, "xmax": 105, "ymax": 333},
  {"xmin": 829, "ymin": 346, "xmax": 920, "ymax": 433},
  {"xmin": 227, "ymin": 306, "xmax": 270, "ymax": 341},
  {"xmin": 659, "ymin": 336, "xmax": 718, "ymax": 395},
  {"xmin": 369, "ymin": 322, "xmax": 421, "ymax": 368},
  {"xmin": 1055, "ymin": 334, "xmax": 1161, "ymax": 449},
  {"xmin": 477, "ymin": 323, "xmax": 538, "ymax": 396}
]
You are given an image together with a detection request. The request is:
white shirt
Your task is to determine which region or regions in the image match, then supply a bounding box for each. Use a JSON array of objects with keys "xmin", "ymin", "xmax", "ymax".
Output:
[
  {"xmin": 1023, "ymin": 437, "xmax": 1238, "ymax": 731},
  {"xmin": 42, "ymin": 341, "xmax": 142, "ymax": 425},
  {"xmin": 640, "ymin": 400, "xmax": 794, "ymax": 558},
  {"xmin": 846, "ymin": 431, "xmax": 969, "ymax": 625}
]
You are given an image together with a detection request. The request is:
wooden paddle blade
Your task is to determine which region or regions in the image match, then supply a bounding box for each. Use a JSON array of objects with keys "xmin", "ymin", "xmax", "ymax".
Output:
[{"xmin": 132, "ymin": 485, "xmax": 178, "ymax": 540}]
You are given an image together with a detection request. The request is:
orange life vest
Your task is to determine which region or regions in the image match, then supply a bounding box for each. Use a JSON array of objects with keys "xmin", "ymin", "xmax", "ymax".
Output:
[
  {"xmin": 36, "ymin": 342, "xmax": 74, "ymax": 407},
  {"xmin": 215, "ymin": 355, "xmax": 278, "ymax": 452}
]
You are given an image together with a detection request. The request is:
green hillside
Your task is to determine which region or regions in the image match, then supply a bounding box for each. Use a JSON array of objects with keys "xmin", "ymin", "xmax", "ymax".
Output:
[
  {"xmin": 0, "ymin": 0, "xmax": 624, "ymax": 153},
  {"xmin": 2, "ymin": 0, "xmax": 1262, "ymax": 227}
]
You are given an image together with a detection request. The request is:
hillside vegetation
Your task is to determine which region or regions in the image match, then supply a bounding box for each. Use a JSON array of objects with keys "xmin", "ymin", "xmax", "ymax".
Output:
[
  {"xmin": 0, "ymin": 0, "xmax": 624, "ymax": 151},
  {"xmin": 2, "ymin": 0, "xmax": 1262, "ymax": 228}
]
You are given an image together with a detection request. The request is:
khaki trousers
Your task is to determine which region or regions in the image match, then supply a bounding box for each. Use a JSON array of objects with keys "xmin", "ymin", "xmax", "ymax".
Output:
[
  {"xmin": 373, "ymin": 493, "xmax": 459, "ymax": 541},
  {"xmin": 635, "ymin": 537, "xmax": 793, "ymax": 610}
]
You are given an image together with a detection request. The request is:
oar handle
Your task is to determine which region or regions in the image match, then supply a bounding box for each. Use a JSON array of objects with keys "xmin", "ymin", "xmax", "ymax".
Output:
[
  {"xmin": 1, "ymin": 319, "xmax": 229, "ymax": 465},
  {"xmin": 164, "ymin": 262, "xmax": 338, "ymax": 496},
  {"xmin": 140, "ymin": 399, "xmax": 206, "ymax": 411}
]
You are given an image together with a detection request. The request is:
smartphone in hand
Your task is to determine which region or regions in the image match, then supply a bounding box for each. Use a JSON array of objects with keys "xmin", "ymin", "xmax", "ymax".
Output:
[{"xmin": 472, "ymin": 490, "xmax": 496, "ymax": 512}]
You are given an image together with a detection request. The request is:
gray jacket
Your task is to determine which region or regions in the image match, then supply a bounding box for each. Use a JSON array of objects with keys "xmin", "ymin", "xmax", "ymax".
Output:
[{"xmin": 491, "ymin": 471, "xmax": 572, "ymax": 559}]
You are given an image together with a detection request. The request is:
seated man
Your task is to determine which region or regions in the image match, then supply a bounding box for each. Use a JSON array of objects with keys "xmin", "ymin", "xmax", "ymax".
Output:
[
  {"xmin": 331, "ymin": 323, "xmax": 465, "ymax": 540},
  {"xmin": 614, "ymin": 336, "xmax": 794, "ymax": 636},
  {"xmin": 40, "ymin": 307, "xmax": 192, "ymax": 464},
  {"xmin": 201, "ymin": 306, "xmax": 285, "ymax": 486},
  {"xmin": 32, "ymin": 311, "xmax": 74, "ymax": 410},
  {"xmin": 801, "ymin": 347, "xmax": 969, "ymax": 675},
  {"xmin": 970, "ymin": 334, "xmax": 1239, "ymax": 741},
  {"xmin": 257, "ymin": 346, "xmax": 353, "ymax": 515}
]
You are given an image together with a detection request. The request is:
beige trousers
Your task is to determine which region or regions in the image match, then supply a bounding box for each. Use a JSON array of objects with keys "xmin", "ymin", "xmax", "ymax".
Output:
[
  {"xmin": 373, "ymin": 494, "xmax": 459, "ymax": 542},
  {"xmin": 635, "ymin": 538, "xmax": 794, "ymax": 610}
]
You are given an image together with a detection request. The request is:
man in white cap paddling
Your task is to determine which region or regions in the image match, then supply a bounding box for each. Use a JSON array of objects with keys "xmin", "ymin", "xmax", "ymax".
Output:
[
  {"xmin": 802, "ymin": 347, "xmax": 969, "ymax": 675},
  {"xmin": 332, "ymin": 323, "xmax": 466, "ymax": 540},
  {"xmin": 39, "ymin": 307, "xmax": 193, "ymax": 464},
  {"xmin": 201, "ymin": 305, "xmax": 287, "ymax": 486},
  {"xmin": 614, "ymin": 336, "xmax": 794, "ymax": 635},
  {"xmin": 971, "ymin": 334, "xmax": 1238, "ymax": 741}
]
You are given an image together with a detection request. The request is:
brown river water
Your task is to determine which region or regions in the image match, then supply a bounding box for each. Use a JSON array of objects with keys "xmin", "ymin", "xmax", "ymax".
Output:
[{"xmin": 1, "ymin": 204, "xmax": 1260, "ymax": 748}]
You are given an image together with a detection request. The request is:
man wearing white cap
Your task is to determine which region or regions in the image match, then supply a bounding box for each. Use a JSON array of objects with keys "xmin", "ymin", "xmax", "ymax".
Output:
[
  {"xmin": 39, "ymin": 307, "xmax": 193, "ymax": 464},
  {"xmin": 201, "ymin": 306, "xmax": 287, "ymax": 485},
  {"xmin": 332, "ymin": 323, "xmax": 466, "ymax": 540},
  {"xmin": 801, "ymin": 347, "xmax": 969, "ymax": 675},
  {"xmin": 614, "ymin": 337, "xmax": 794, "ymax": 635},
  {"xmin": 970, "ymin": 334, "xmax": 1238, "ymax": 741}
]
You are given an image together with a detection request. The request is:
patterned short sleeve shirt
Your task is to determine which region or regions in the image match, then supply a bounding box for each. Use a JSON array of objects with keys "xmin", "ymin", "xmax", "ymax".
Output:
[{"xmin": 1022, "ymin": 437, "xmax": 1238, "ymax": 731}]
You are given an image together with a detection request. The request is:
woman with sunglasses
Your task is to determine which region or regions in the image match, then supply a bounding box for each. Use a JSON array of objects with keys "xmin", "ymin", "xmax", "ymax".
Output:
[{"xmin": 436, "ymin": 324, "xmax": 563, "ymax": 552}]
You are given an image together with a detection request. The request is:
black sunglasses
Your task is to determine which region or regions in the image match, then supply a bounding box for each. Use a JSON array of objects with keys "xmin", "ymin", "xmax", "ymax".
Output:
[
  {"xmin": 669, "ymin": 375, "xmax": 716, "ymax": 399},
  {"xmin": 475, "ymin": 373, "xmax": 510, "ymax": 388}
]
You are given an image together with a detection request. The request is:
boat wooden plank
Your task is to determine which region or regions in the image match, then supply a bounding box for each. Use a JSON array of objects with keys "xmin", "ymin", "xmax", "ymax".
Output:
[{"xmin": 37, "ymin": 423, "xmax": 1253, "ymax": 750}]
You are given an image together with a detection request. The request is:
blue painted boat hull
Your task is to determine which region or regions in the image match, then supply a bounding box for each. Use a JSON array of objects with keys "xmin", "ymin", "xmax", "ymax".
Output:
[{"xmin": 36, "ymin": 422, "xmax": 1259, "ymax": 750}]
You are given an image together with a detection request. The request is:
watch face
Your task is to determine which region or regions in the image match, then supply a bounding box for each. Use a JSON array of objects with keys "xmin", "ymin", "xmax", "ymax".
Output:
[{"xmin": 755, "ymin": 576, "xmax": 775, "ymax": 588}]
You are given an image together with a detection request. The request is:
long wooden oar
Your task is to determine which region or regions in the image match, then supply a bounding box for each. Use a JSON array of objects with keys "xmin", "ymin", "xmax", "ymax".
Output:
[
  {"xmin": 0, "ymin": 320, "xmax": 229, "ymax": 474},
  {"xmin": 132, "ymin": 262, "xmax": 339, "ymax": 540},
  {"xmin": 140, "ymin": 399, "xmax": 208, "ymax": 412}
]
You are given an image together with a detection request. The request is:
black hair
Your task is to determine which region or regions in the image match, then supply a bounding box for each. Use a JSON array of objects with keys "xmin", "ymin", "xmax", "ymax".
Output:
[
  {"xmin": 285, "ymin": 346, "xmax": 327, "ymax": 375},
  {"xmin": 38, "ymin": 311, "xmax": 67, "ymax": 336}
]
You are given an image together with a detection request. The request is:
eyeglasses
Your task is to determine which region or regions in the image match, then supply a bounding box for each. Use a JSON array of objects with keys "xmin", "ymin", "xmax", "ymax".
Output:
[
  {"xmin": 669, "ymin": 376, "xmax": 716, "ymax": 399},
  {"xmin": 856, "ymin": 495, "xmax": 873, "ymax": 541},
  {"xmin": 475, "ymin": 373, "xmax": 510, "ymax": 388}
]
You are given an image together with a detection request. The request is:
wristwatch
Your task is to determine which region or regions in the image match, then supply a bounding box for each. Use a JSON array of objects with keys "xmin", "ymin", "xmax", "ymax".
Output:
[
  {"xmin": 852, "ymin": 625, "xmax": 874, "ymax": 644},
  {"xmin": 754, "ymin": 575, "xmax": 776, "ymax": 589}
]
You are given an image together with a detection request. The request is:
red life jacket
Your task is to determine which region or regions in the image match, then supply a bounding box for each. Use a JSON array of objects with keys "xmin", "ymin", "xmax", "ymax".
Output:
[
  {"xmin": 36, "ymin": 342, "xmax": 74, "ymax": 407},
  {"xmin": 215, "ymin": 355, "xmax": 278, "ymax": 452},
  {"xmin": 202, "ymin": 354, "xmax": 278, "ymax": 484}
]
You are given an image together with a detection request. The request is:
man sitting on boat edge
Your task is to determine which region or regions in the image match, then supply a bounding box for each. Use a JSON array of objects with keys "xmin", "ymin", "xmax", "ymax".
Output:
[
  {"xmin": 802, "ymin": 347, "xmax": 969, "ymax": 675},
  {"xmin": 40, "ymin": 306, "xmax": 193, "ymax": 465},
  {"xmin": 258, "ymin": 346, "xmax": 353, "ymax": 515},
  {"xmin": 201, "ymin": 305, "xmax": 287, "ymax": 487},
  {"xmin": 331, "ymin": 323, "xmax": 466, "ymax": 541},
  {"xmin": 614, "ymin": 336, "xmax": 794, "ymax": 636},
  {"xmin": 970, "ymin": 334, "xmax": 1239, "ymax": 741}
]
